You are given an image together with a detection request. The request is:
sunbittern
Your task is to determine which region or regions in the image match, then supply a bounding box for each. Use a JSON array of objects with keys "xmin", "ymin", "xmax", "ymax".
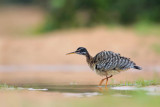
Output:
[{"xmin": 66, "ymin": 47, "xmax": 142, "ymax": 88}]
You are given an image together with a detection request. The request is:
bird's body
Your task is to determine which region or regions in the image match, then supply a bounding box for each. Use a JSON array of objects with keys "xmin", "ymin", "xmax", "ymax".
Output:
[
  {"xmin": 67, "ymin": 47, "xmax": 142, "ymax": 88},
  {"xmin": 86, "ymin": 50, "xmax": 140, "ymax": 77}
]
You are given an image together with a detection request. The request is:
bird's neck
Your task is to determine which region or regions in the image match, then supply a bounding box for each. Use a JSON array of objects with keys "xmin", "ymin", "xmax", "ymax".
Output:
[{"xmin": 85, "ymin": 52, "xmax": 93, "ymax": 64}]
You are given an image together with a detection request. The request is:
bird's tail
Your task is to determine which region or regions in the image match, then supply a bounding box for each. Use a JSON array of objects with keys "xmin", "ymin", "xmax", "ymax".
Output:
[{"xmin": 133, "ymin": 65, "xmax": 142, "ymax": 70}]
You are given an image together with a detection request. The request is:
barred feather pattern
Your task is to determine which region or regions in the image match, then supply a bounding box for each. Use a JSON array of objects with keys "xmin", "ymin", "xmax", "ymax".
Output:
[{"xmin": 89, "ymin": 51, "xmax": 136, "ymax": 76}]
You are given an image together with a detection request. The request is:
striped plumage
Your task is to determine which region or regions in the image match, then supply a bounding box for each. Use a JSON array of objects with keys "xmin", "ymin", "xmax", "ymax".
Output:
[
  {"xmin": 90, "ymin": 50, "xmax": 141, "ymax": 76},
  {"xmin": 66, "ymin": 47, "xmax": 142, "ymax": 88}
]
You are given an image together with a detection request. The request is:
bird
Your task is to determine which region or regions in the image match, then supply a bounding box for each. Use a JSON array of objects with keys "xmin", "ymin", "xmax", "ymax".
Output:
[{"xmin": 66, "ymin": 47, "xmax": 142, "ymax": 88}]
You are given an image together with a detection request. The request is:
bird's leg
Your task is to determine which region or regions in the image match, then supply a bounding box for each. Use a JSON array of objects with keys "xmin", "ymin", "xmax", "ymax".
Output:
[
  {"xmin": 105, "ymin": 75, "xmax": 113, "ymax": 88},
  {"xmin": 98, "ymin": 77, "xmax": 107, "ymax": 87},
  {"xmin": 105, "ymin": 78, "xmax": 109, "ymax": 88}
]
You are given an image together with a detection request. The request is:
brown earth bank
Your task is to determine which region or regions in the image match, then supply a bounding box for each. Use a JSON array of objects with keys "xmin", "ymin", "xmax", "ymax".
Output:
[
  {"xmin": 0, "ymin": 26, "xmax": 160, "ymax": 66},
  {"xmin": 0, "ymin": 27, "xmax": 160, "ymax": 65}
]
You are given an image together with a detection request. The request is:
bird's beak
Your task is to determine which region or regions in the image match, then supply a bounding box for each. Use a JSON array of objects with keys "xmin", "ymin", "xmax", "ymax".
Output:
[{"xmin": 66, "ymin": 51, "xmax": 76, "ymax": 55}]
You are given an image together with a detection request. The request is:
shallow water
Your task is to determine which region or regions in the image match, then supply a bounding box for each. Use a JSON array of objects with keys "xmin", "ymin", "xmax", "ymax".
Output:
[
  {"xmin": 14, "ymin": 84, "xmax": 160, "ymax": 97},
  {"xmin": 19, "ymin": 85, "xmax": 99, "ymax": 93}
]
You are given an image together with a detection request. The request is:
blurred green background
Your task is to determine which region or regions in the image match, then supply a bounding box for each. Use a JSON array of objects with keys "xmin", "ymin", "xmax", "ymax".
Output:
[{"xmin": 1, "ymin": 0, "xmax": 160, "ymax": 32}]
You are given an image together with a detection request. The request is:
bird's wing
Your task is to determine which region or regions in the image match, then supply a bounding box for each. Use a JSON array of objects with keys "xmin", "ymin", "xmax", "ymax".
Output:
[{"xmin": 94, "ymin": 51, "xmax": 135, "ymax": 71}]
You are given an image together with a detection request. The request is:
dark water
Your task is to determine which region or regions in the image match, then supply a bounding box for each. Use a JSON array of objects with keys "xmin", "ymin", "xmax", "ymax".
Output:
[
  {"xmin": 18, "ymin": 84, "xmax": 99, "ymax": 93},
  {"xmin": 13, "ymin": 84, "xmax": 160, "ymax": 98},
  {"xmin": 14, "ymin": 84, "xmax": 160, "ymax": 97}
]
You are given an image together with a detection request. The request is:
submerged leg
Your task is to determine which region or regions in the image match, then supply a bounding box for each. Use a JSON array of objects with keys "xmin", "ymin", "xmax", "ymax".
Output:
[
  {"xmin": 98, "ymin": 77, "xmax": 107, "ymax": 87},
  {"xmin": 105, "ymin": 75, "xmax": 113, "ymax": 88}
]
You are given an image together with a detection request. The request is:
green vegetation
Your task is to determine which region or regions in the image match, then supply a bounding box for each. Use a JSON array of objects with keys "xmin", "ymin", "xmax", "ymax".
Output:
[
  {"xmin": 41, "ymin": 0, "xmax": 160, "ymax": 32},
  {"xmin": 134, "ymin": 79, "xmax": 160, "ymax": 87},
  {"xmin": 110, "ymin": 79, "xmax": 160, "ymax": 87},
  {"xmin": 0, "ymin": 84, "xmax": 15, "ymax": 89},
  {"xmin": 0, "ymin": 0, "xmax": 36, "ymax": 4},
  {"xmin": 134, "ymin": 21, "xmax": 160, "ymax": 36},
  {"xmin": 1, "ymin": 0, "xmax": 160, "ymax": 33},
  {"xmin": 152, "ymin": 43, "xmax": 160, "ymax": 54}
]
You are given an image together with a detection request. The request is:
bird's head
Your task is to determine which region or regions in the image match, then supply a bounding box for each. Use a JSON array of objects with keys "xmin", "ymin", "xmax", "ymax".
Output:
[{"xmin": 66, "ymin": 47, "xmax": 88, "ymax": 56}]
